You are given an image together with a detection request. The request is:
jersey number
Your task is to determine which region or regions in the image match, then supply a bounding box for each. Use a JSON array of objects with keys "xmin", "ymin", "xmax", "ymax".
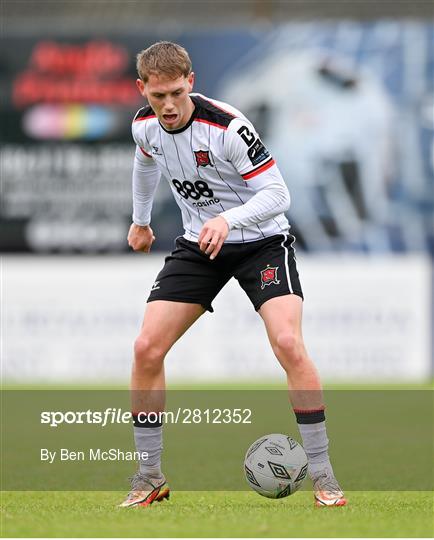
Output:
[{"xmin": 172, "ymin": 179, "xmax": 214, "ymax": 200}]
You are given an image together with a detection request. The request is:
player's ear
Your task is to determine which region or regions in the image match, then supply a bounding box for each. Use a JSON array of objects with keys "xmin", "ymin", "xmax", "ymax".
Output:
[
  {"xmin": 187, "ymin": 72, "xmax": 195, "ymax": 91},
  {"xmin": 136, "ymin": 78, "xmax": 146, "ymax": 97}
]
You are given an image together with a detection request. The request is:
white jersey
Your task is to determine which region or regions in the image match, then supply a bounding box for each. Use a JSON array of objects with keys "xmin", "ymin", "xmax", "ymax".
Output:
[{"xmin": 131, "ymin": 93, "xmax": 290, "ymax": 243}]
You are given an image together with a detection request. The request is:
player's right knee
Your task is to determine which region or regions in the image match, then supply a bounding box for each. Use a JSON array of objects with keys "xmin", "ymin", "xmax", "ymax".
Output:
[{"xmin": 133, "ymin": 336, "xmax": 165, "ymax": 370}]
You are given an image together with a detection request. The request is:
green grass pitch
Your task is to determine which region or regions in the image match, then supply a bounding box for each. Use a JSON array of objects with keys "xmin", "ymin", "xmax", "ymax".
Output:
[
  {"xmin": 1, "ymin": 382, "xmax": 433, "ymax": 537},
  {"xmin": 1, "ymin": 490, "xmax": 433, "ymax": 537}
]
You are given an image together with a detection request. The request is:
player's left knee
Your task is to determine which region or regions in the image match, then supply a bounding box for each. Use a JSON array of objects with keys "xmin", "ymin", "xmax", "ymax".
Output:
[{"xmin": 274, "ymin": 331, "xmax": 306, "ymax": 365}]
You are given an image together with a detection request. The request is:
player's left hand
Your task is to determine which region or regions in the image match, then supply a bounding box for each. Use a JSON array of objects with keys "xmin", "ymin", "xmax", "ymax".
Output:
[{"xmin": 198, "ymin": 216, "xmax": 229, "ymax": 260}]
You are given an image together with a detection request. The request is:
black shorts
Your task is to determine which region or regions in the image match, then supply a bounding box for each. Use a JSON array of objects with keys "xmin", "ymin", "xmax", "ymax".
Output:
[{"xmin": 147, "ymin": 234, "xmax": 303, "ymax": 312}]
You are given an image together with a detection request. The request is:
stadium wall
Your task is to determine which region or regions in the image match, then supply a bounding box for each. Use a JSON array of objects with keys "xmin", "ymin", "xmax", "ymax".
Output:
[{"xmin": 3, "ymin": 254, "xmax": 431, "ymax": 383}]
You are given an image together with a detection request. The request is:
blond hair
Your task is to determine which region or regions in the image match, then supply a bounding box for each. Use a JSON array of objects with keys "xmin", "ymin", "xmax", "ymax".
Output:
[{"xmin": 136, "ymin": 41, "xmax": 192, "ymax": 82}]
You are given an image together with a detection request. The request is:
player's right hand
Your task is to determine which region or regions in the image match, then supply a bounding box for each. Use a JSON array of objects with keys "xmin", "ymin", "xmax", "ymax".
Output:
[{"xmin": 127, "ymin": 223, "xmax": 155, "ymax": 253}]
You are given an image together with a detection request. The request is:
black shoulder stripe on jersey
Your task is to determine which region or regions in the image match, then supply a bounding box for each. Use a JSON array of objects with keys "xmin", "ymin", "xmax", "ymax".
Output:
[
  {"xmin": 134, "ymin": 105, "xmax": 155, "ymax": 121},
  {"xmin": 192, "ymin": 95, "xmax": 235, "ymax": 128}
]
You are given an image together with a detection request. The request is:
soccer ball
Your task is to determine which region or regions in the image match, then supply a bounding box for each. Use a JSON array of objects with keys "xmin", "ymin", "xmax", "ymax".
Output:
[{"xmin": 244, "ymin": 434, "xmax": 308, "ymax": 498}]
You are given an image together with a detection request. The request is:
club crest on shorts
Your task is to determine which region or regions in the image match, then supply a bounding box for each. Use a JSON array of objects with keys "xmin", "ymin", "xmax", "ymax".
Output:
[
  {"xmin": 260, "ymin": 265, "xmax": 280, "ymax": 289},
  {"xmin": 194, "ymin": 150, "xmax": 212, "ymax": 167}
]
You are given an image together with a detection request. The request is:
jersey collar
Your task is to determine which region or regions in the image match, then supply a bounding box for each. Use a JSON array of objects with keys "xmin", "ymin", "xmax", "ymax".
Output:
[{"xmin": 158, "ymin": 96, "xmax": 198, "ymax": 134}]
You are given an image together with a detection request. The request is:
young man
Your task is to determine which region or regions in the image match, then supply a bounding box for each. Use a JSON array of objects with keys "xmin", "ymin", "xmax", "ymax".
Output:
[{"xmin": 121, "ymin": 41, "xmax": 346, "ymax": 508}]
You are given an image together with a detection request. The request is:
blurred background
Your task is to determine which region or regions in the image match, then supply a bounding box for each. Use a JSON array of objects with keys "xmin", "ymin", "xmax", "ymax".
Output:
[{"xmin": 2, "ymin": 0, "xmax": 433, "ymax": 384}]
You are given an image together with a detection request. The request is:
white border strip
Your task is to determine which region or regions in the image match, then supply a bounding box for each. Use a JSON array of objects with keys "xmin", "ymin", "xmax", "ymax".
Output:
[{"xmin": 280, "ymin": 233, "xmax": 293, "ymax": 293}]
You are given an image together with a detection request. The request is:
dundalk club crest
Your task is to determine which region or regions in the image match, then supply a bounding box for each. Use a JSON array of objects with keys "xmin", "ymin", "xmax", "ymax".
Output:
[
  {"xmin": 194, "ymin": 150, "xmax": 213, "ymax": 167},
  {"xmin": 260, "ymin": 265, "xmax": 280, "ymax": 289}
]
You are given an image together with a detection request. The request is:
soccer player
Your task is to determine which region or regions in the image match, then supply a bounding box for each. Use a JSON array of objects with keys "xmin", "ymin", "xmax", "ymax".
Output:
[{"xmin": 120, "ymin": 41, "xmax": 346, "ymax": 508}]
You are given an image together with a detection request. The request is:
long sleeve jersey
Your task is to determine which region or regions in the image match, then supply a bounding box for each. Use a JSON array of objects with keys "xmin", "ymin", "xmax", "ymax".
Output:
[{"xmin": 131, "ymin": 93, "xmax": 291, "ymax": 243}]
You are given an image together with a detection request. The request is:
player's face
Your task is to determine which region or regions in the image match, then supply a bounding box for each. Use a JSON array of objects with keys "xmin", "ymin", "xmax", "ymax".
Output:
[{"xmin": 137, "ymin": 72, "xmax": 195, "ymax": 130}]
